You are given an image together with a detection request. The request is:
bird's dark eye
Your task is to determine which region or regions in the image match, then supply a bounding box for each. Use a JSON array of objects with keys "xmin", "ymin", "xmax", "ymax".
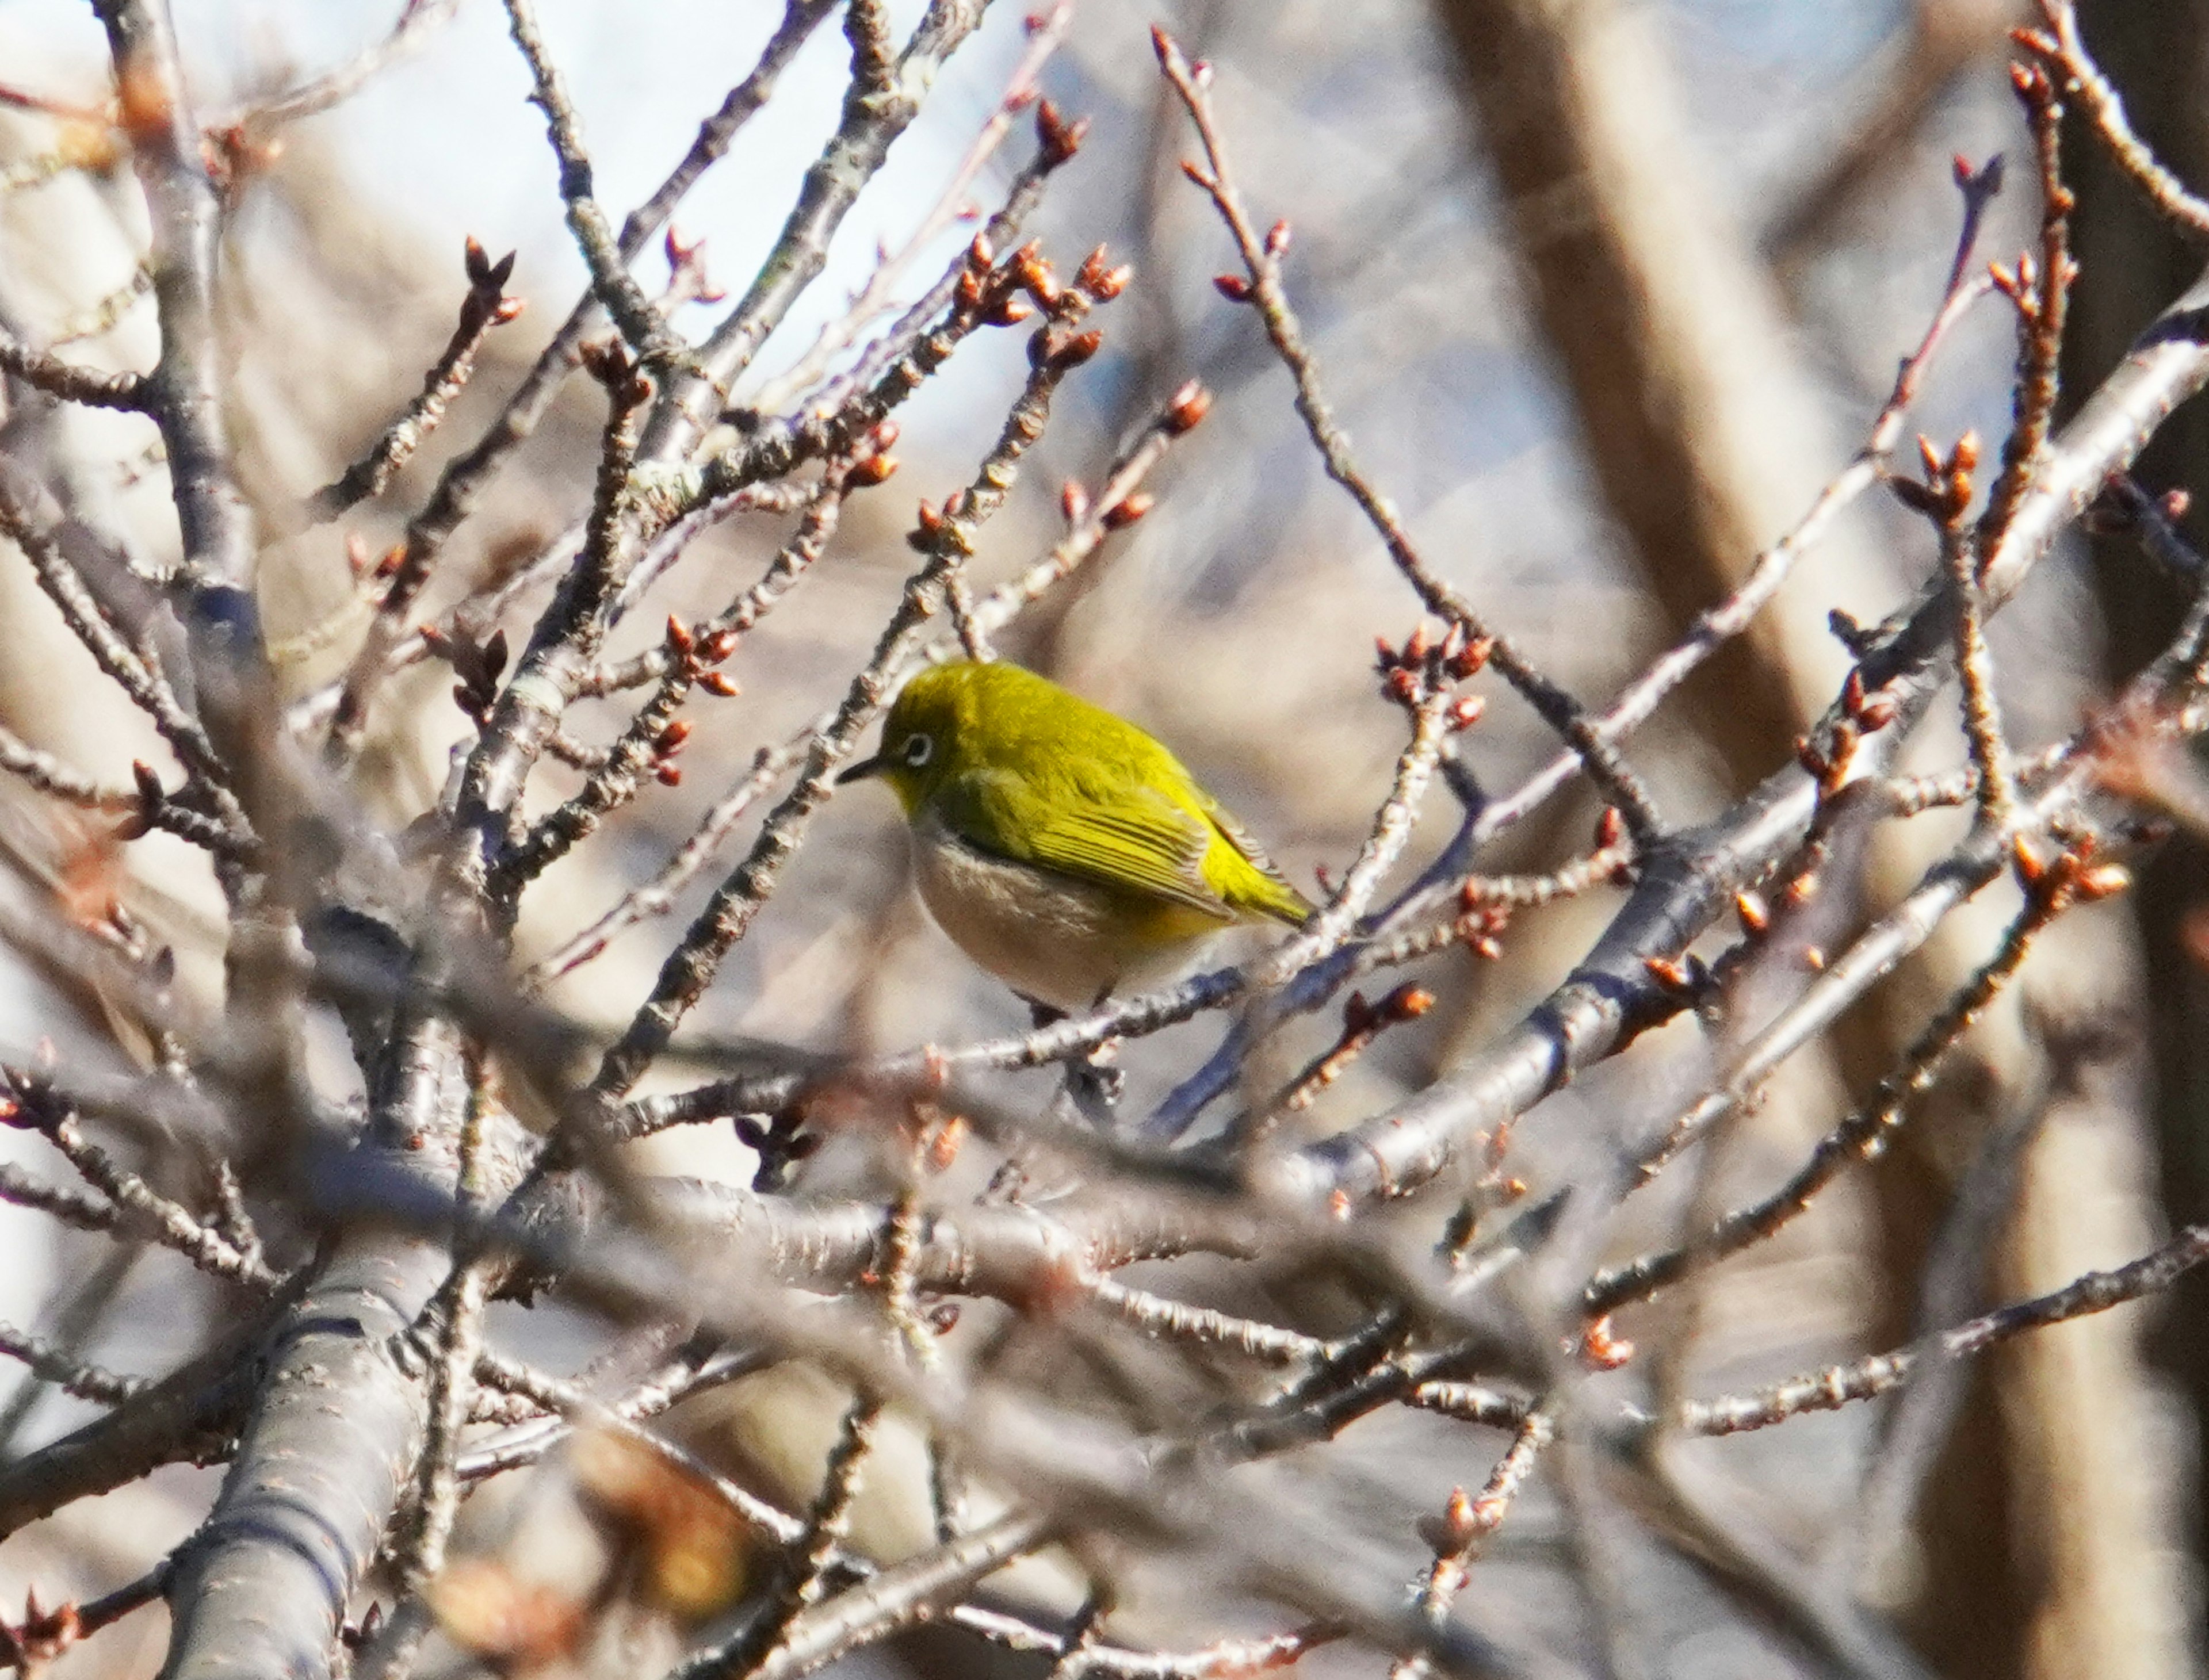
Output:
[{"xmin": 901, "ymin": 733, "xmax": 934, "ymax": 767}]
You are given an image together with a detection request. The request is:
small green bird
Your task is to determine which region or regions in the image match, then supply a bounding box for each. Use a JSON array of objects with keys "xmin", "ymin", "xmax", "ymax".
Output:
[{"xmin": 840, "ymin": 660, "xmax": 1313, "ymax": 1011}]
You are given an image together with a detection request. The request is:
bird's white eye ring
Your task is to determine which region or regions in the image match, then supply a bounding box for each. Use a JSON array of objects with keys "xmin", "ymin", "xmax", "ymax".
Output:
[{"xmin": 902, "ymin": 733, "xmax": 934, "ymax": 767}]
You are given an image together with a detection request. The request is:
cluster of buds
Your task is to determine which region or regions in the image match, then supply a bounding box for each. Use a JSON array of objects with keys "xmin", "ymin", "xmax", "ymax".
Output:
[
  {"xmin": 909, "ymin": 487, "xmax": 973, "ymax": 554},
  {"xmin": 660, "ymin": 224, "xmax": 725, "ymax": 310},
  {"xmin": 664, "ymin": 616, "xmax": 740, "ymax": 696},
  {"xmin": 1889, "ymin": 430, "xmax": 1979, "ymax": 531},
  {"xmin": 1415, "ymin": 1476, "xmax": 1531, "ymax": 1566},
  {"xmin": 1951, "ymin": 150, "xmax": 2004, "ymax": 198},
  {"xmin": 576, "ymin": 335, "xmax": 653, "ymax": 408},
  {"xmin": 0, "ymin": 1589, "xmax": 83, "ymax": 1672},
  {"xmin": 732, "ymin": 1107, "xmax": 821, "ymax": 1193},
  {"xmin": 1454, "ymin": 887, "xmax": 1509, "ymax": 960},
  {"xmin": 2013, "ymin": 832, "xmax": 2130, "ymax": 916},
  {"xmin": 1374, "ymin": 619, "xmax": 1491, "ymax": 729},
  {"xmin": 421, "ymin": 623, "xmax": 508, "ymax": 724},
  {"xmin": 1417, "ymin": 1484, "xmax": 1489, "ymax": 1559},
  {"xmin": 950, "ymin": 231, "xmax": 1128, "ymax": 372},
  {"xmin": 845, "ymin": 417, "xmax": 901, "ymax": 488},
  {"xmin": 1282, "ymin": 982, "xmax": 1435, "ymax": 1117},
  {"xmin": 114, "ymin": 759, "xmax": 173, "ymax": 844},
  {"xmin": 345, "ymin": 532, "xmax": 406, "ymax": 596},
  {"xmin": 458, "ymin": 236, "xmax": 526, "ymax": 335},
  {"xmin": 651, "ymin": 617, "xmax": 745, "ymax": 787},
  {"xmin": 647, "ymin": 718, "xmax": 690, "ymax": 787},
  {"xmin": 1795, "ymin": 664, "xmax": 1899, "ymax": 795},
  {"xmin": 1341, "ymin": 982, "xmax": 1435, "ymax": 1040},
  {"xmin": 1034, "ymin": 96, "xmax": 1086, "ymax": 169},
  {"xmin": 2002, "ymin": 53, "xmax": 2077, "ymax": 194}
]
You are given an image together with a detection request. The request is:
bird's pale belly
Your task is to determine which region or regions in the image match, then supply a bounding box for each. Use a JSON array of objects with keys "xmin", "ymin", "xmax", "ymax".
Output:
[{"xmin": 909, "ymin": 816, "xmax": 1230, "ymax": 1011}]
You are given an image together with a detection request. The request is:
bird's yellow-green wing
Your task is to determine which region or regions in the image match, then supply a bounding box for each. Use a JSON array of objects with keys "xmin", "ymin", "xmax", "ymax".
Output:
[
  {"xmin": 1195, "ymin": 797, "xmax": 1314, "ymax": 927},
  {"xmin": 934, "ymin": 766, "xmax": 1235, "ymax": 919}
]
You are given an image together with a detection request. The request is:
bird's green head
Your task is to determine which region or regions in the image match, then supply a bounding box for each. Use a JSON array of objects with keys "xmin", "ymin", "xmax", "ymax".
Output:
[{"xmin": 838, "ymin": 660, "xmax": 987, "ymax": 817}]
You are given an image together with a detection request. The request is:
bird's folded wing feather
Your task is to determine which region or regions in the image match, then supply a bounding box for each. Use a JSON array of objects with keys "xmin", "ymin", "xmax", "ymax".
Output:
[
  {"xmin": 937, "ymin": 769, "xmax": 1230, "ymax": 916},
  {"xmin": 1198, "ymin": 796, "xmax": 1315, "ymax": 925}
]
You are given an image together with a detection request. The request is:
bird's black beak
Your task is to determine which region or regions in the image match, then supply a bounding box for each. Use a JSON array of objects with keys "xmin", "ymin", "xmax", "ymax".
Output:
[{"xmin": 838, "ymin": 753, "xmax": 888, "ymax": 784}]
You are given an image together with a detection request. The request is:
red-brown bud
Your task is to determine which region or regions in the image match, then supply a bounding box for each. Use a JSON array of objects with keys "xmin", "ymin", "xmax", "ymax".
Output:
[
  {"xmin": 1100, "ymin": 492, "xmax": 1153, "ymax": 530},
  {"xmin": 1212, "ymin": 272, "xmax": 1252, "ymax": 303},
  {"xmin": 1446, "ymin": 635, "xmax": 1493, "ymax": 679},
  {"xmin": 2075, "ymin": 862, "xmax": 2132, "ymax": 901},
  {"xmin": 1076, "ymin": 246, "xmax": 1133, "ymax": 301},
  {"xmin": 1163, "ymin": 379, "xmax": 1212, "ymax": 434},
  {"xmin": 1582, "ymin": 1315, "xmax": 1635, "ymax": 1371},
  {"xmin": 1035, "ymin": 98, "xmax": 1087, "ymax": 166},
  {"xmin": 1044, "ymin": 327, "xmax": 1103, "ymax": 370}
]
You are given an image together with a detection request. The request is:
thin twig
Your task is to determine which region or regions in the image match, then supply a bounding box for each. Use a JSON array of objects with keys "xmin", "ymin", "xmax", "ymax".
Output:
[
  {"xmin": 1155, "ymin": 28, "xmax": 1664, "ymax": 846},
  {"xmin": 303, "ymin": 240, "xmax": 522, "ymax": 525},
  {"xmin": 2024, "ymin": 1, "xmax": 2209, "ymax": 239},
  {"xmin": 499, "ymin": 0, "xmax": 685, "ymax": 367},
  {"xmin": 0, "ymin": 1322, "xmax": 142, "ymax": 1407},
  {"xmin": 1978, "ymin": 58, "xmax": 2075, "ymax": 549},
  {"xmin": 1670, "ymin": 1222, "xmax": 2209, "ymax": 1437},
  {"xmin": 1588, "ymin": 885, "xmax": 2080, "ymax": 1317},
  {"xmin": 315, "ymin": 0, "xmax": 834, "ymax": 759},
  {"xmin": 0, "ymin": 323, "xmax": 147, "ymax": 410},
  {"xmin": 1391, "ymin": 1408, "xmax": 1554, "ymax": 1680}
]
